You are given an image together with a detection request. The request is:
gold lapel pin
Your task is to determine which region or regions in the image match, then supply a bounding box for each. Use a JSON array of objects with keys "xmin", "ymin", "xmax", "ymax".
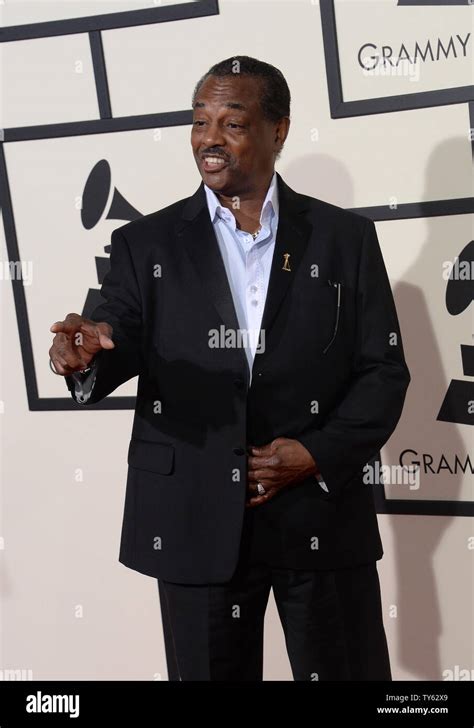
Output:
[{"xmin": 282, "ymin": 253, "xmax": 291, "ymax": 272}]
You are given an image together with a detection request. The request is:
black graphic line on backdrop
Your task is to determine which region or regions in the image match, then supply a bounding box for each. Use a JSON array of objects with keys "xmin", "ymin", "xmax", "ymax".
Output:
[{"xmin": 0, "ymin": 0, "xmax": 220, "ymax": 42}]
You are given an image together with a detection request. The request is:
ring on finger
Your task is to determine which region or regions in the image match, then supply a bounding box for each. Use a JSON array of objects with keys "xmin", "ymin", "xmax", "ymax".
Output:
[{"xmin": 49, "ymin": 358, "xmax": 62, "ymax": 375}]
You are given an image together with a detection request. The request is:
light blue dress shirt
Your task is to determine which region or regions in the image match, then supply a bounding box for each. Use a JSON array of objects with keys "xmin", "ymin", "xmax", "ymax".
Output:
[{"xmin": 204, "ymin": 171, "xmax": 279, "ymax": 381}]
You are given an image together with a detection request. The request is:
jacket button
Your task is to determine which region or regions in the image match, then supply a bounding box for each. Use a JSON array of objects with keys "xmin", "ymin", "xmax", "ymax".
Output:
[{"xmin": 233, "ymin": 447, "xmax": 246, "ymax": 456}]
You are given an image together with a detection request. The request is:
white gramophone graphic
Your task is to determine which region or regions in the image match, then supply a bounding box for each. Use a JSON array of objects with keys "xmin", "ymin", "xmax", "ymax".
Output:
[{"xmin": 81, "ymin": 159, "xmax": 143, "ymax": 318}]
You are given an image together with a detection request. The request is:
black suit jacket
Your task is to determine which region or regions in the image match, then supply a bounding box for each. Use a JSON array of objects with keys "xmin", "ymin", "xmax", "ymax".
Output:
[{"xmin": 66, "ymin": 173, "xmax": 410, "ymax": 584}]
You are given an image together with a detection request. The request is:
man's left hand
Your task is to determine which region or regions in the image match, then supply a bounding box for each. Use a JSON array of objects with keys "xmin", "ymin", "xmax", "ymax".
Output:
[{"xmin": 246, "ymin": 437, "xmax": 318, "ymax": 507}]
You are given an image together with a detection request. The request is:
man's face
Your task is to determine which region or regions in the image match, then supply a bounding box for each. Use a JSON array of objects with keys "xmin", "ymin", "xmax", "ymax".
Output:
[{"xmin": 191, "ymin": 74, "xmax": 286, "ymax": 196}]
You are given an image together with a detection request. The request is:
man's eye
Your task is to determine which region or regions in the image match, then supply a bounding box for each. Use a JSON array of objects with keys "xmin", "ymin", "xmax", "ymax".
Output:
[
  {"xmin": 193, "ymin": 120, "xmax": 205, "ymax": 126},
  {"xmin": 228, "ymin": 123, "xmax": 243, "ymax": 129}
]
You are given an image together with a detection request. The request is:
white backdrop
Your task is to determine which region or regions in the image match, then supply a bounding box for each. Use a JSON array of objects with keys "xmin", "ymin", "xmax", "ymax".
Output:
[{"xmin": 1, "ymin": 0, "xmax": 473, "ymax": 680}]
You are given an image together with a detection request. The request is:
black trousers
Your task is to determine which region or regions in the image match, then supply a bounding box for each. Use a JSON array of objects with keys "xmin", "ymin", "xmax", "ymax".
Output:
[{"xmin": 157, "ymin": 549, "xmax": 392, "ymax": 681}]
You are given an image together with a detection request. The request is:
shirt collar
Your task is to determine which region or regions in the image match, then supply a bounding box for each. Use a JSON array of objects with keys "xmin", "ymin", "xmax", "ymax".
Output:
[{"xmin": 204, "ymin": 171, "xmax": 279, "ymax": 230}]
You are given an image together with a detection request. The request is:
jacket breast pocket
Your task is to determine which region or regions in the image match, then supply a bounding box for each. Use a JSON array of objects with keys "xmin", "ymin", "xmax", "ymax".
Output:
[
  {"xmin": 127, "ymin": 438, "xmax": 175, "ymax": 475},
  {"xmin": 309, "ymin": 281, "xmax": 343, "ymax": 355}
]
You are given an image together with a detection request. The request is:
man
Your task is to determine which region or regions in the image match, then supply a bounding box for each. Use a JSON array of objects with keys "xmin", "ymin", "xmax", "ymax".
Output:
[{"xmin": 49, "ymin": 56, "xmax": 410, "ymax": 681}]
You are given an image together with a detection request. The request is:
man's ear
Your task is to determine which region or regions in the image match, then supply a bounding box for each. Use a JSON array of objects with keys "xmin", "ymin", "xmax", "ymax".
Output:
[
  {"xmin": 278, "ymin": 116, "xmax": 290, "ymax": 143},
  {"xmin": 274, "ymin": 116, "xmax": 290, "ymax": 158}
]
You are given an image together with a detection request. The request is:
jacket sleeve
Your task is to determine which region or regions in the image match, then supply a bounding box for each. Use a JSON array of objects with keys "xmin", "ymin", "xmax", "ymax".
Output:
[
  {"xmin": 295, "ymin": 217, "xmax": 410, "ymax": 498},
  {"xmin": 65, "ymin": 227, "xmax": 144, "ymax": 405},
  {"xmin": 68, "ymin": 357, "xmax": 99, "ymax": 404}
]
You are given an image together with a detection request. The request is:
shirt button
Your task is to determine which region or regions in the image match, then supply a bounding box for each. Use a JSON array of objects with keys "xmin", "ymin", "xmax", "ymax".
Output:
[
  {"xmin": 250, "ymin": 285, "xmax": 258, "ymax": 293},
  {"xmin": 251, "ymin": 299, "xmax": 259, "ymax": 307}
]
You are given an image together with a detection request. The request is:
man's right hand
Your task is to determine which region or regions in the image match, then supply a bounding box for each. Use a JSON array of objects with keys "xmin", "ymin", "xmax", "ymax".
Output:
[{"xmin": 49, "ymin": 313, "xmax": 115, "ymax": 376}]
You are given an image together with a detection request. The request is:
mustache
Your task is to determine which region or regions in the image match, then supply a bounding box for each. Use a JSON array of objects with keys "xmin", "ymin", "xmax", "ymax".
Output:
[{"xmin": 200, "ymin": 150, "xmax": 230, "ymax": 160}]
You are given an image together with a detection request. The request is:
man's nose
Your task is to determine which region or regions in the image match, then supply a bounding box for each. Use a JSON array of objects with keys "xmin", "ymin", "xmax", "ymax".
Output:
[{"xmin": 203, "ymin": 120, "xmax": 226, "ymax": 150}]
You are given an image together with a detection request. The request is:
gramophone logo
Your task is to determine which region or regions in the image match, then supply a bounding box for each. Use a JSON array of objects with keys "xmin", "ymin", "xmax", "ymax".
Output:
[
  {"xmin": 438, "ymin": 240, "xmax": 474, "ymax": 427},
  {"xmin": 81, "ymin": 159, "xmax": 143, "ymax": 318}
]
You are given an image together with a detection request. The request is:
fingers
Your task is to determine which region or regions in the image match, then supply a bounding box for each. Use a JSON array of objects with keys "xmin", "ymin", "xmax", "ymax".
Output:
[
  {"xmin": 249, "ymin": 439, "xmax": 286, "ymax": 457},
  {"xmin": 246, "ymin": 467, "xmax": 276, "ymax": 504},
  {"xmin": 247, "ymin": 466, "xmax": 275, "ymax": 482},
  {"xmin": 49, "ymin": 337, "xmax": 89, "ymax": 374},
  {"xmin": 247, "ymin": 445, "xmax": 280, "ymax": 506},
  {"xmin": 49, "ymin": 328, "xmax": 91, "ymax": 373},
  {"xmin": 49, "ymin": 356, "xmax": 68, "ymax": 376},
  {"xmin": 247, "ymin": 455, "xmax": 264, "ymax": 470},
  {"xmin": 248, "ymin": 446, "xmax": 280, "ymax": 471},
  {"xmin": 247, "ymin": 479, "xmax": 264, "ymax": 495},
  {"xmin": 49, "ymin": 349, "xmax": 79, "ymax": 376},
  {"xmin": 78, "ymin": 320, "xmax": 114, "ymax": 350},
  {"xmin": 245, "ymin": 439, "xmax": 297, "ymax": 508},
  {"xmin": 249, "ymin": 444, "xmax": 271, "ymax": 457},
  {"xmin": 245, "ymin": 488, "xmax": 275, "ymax": 508},
  {"xmin": 50, "ymin": 322, "xmax": 65, "ymax": 334},
  {"xmin": 50, "ymin": 314, "xmax": 114, "ymax": 350},
  {"xmin": 49, "ymin": 315, "xmax": 115, "ymax": 376},
  {"xmin": 49, "ymin": 312, "xmax": 84, "ymax": 335},
  {"xmin": 97, "ymin": 331, "xmax": 115, "ymax": 350}
]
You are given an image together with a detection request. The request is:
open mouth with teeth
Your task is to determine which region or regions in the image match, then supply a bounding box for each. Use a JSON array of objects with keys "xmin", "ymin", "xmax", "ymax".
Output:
[{"xmin": 201, "ymin": 155, "xmax": 228, "ymax": 173}]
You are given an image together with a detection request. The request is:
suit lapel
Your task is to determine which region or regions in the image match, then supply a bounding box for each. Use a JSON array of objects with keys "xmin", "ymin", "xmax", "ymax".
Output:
[
  {"xmin": 260, "ymin": 175, "xmax": 312, "ymax": 337},
  {"xmin": 176, "ymin": 184, "xmax": 242, "ymax": 335},
  {"xmin": 175, "ymin": 173, "xmax": 313, "ymax": 372},
  {"xmin": 175, "ymin": 184, "xmax": 250, "ymax": 375}
]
